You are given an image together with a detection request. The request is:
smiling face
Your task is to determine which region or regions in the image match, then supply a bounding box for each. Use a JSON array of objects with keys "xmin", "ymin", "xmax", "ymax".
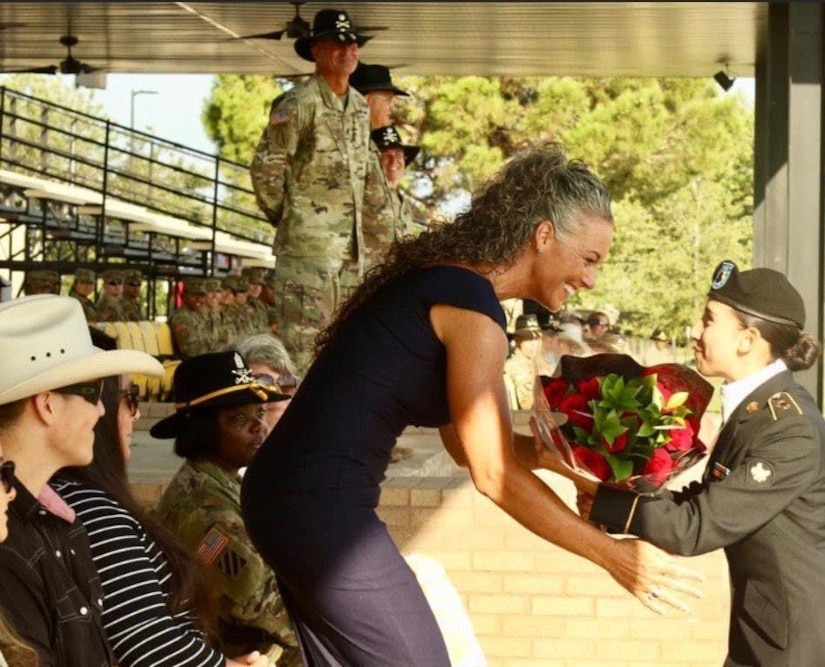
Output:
[
  {"xmin": 691, "ymin": 299, "xmax": 747, "ymax": 381},
  {"xmin": 313, "ymin": 39, "xmax": 360, "ymax": 79},
  {"xmin": 528, "ymin": 215, "xmax": 613, "ymax": 312}
]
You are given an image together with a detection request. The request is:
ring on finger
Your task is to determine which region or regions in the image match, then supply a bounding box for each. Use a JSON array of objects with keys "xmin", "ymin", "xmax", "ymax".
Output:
[{"xmin": 650, "ymin": 586, "xmax": 661, "ymax": 599}]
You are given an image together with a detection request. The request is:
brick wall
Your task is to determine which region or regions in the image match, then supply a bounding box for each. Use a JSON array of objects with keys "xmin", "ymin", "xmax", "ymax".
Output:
[
  {"xmin": 379, "ymin": 471, "xmax": 730, "ymax": 667},
  {"xmin": 131, "ymin": 408, "xmax": 731, "ymax": 667}
]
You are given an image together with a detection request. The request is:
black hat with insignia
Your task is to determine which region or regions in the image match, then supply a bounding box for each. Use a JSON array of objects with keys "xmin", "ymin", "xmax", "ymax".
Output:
[
  {"xmin": 708, "ymin": 260, "xmax": 805, "ymax": 328},
  {"xmin": 295, "ymin": 9, "xmax": 372, "ymax": 62},
  {"xmin": 150, "ymin": 351, "xmax": 289, "ymax": 439},
  {"xmin": 370, "ymin": 125, "xmax": 420, "ymax": 166}
]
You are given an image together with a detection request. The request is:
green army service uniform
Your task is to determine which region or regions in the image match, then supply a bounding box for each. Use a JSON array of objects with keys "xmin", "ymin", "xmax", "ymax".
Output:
[
  {"xmin": 250, "ymin": 74, "xmax": 370, "ymax": 374},
  {"xmin": 362, "ymin": 143, "xmax": 407, "ymax": 272},
  {"xmin": 154, "ymin": 459, "xmax": 300, "ymax": 664}
]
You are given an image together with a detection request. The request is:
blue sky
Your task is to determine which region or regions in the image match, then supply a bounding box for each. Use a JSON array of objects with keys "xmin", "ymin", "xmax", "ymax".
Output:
[
  {"xmin": 91, "ymin": 73, "xmax": 218, "ymax": 155},
  {"xmin": 88, "ymin": 73, "xmax": 756, "ymax": 159}
]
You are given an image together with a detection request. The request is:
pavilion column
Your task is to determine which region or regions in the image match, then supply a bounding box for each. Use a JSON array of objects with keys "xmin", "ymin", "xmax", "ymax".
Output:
[{"xmin": 753, "ymin": 2, "xmax": 824, "ymax": 402}]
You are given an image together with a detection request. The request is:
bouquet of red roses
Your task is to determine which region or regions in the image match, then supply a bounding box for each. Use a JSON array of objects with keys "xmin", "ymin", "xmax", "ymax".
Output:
[{"xmin": 533, "ymin": 353, "xmax": 713, "ymax": 494}]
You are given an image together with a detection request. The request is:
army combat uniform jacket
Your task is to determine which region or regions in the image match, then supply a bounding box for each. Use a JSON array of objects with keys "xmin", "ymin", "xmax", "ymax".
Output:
[
  {"xmin": 592, "ymin": 370, "xmax": 825, "ymax": 667},
  {"xmin": 153, "ymin": 459, "xmax": 299, "ymax": 662},
  {"xmin": 250, "ymin": 74, "xmax": 371, "ymax": 272},
  {"xmin": 362, "ymin": 142, "xmax": 407, "ymax": 272}
]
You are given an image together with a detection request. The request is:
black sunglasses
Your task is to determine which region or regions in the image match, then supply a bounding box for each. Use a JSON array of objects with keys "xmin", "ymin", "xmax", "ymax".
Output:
[
  {"xmin": 0, "ymin": 461, "xmax": 15, "ymax": 493},
  {"xmin": 126, "ymin": 280, "xmax": 142, "ymax": 287},
  {"xmin": 253, "ymin": 372, "xmax": 298, "ymax": 393},
  {"xmin": 107, "ymin": 279, "xmax": 123, "ymax": 286},
  {"xmin": 119, "ymin": 384, "xmax": 140, "ymax": 417},
  {"xmin": 54, "ymin": 378, "xmax": 105, "ymax": 405}
]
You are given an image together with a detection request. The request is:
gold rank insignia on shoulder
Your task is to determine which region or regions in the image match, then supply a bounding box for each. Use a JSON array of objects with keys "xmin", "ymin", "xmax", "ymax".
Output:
[
  {"xmin": 767, "ymin": 391, "xmax": 803, "ymax": 421},
  {"xmin": 745, "ymin": 401, "xmax": 759, "ymax": 414}
]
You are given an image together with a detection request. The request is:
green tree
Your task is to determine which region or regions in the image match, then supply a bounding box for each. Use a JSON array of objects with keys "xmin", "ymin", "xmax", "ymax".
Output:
[{"xmin": 202, "ymin": 73, "xmax": 754, "ymax": 334}]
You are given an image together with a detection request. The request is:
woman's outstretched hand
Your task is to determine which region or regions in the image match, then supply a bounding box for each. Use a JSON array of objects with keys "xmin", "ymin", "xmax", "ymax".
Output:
[{"xmin": 604, "ymin": 537, "xmax": 705, "ymax": 614}]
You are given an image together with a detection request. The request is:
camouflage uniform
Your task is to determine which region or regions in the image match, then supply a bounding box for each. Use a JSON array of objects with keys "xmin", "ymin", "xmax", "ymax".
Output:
[
  {"xmin": 153, "ymin": 459, "xmax": 300, "ymax": 665},
  {"xmin": 97, "ymin": 293, "xmax": 128, "ymax": 322},
  {"xmin": 69, "ymin": 268, "xmax": 102, "ymax": 322},
  {"xmin": 121, "ymin": 269, "xmax": 145, "ymax": 321},
  {"xmin": 250, "ymin": 74, "xmax": 370, "ymax": 375},
  {"xmin": 362, "ymin": 143, "xmax": 407, "ymax": 272},
  {"xmin": 168, "ymin": 279, "xmax": 214, "ymax": 358},
  {"xmin": 503, "ymin": 347, "xmax": 538, "ymax": 410}
]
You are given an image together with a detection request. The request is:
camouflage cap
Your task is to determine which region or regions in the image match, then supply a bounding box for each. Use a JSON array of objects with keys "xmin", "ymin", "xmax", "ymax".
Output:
[
  {"xmin": 243, "ymin": 267, "xmax": 265, "ymax": 285},
  {"xmin": 234, "ymin": 277, "xmax": 249, "ymax": 293},
  {"xmin": 124, "ymin": 269, "xmax": 143, "ymax": 284},
  {"xmin": 203, "ymin": 278, "xmax": 222, "ymax": 292},
  {"xmin": 101, "ymin": 268, "xmax": 124, "ymax": 283},
  {"xmin": 27, "ymin": 269, "xmax": 60, "ymax": 286},
  {"xmin": 262, "ymin": 272, "xmax": 276, "ymax": 289},
  {"xmin": 221, "ymin": 276, "xmax": 239, "ymax": 292},
  {"xmin": 74, "ymin": 268, "xmax": 96, "ymax": 283},
  {"xmin": 182, "ymin": 276, "xmax": 207, "ymax": 294}
]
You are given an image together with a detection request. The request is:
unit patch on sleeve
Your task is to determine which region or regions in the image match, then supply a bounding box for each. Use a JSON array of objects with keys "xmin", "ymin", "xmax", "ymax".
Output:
[{"xmin": 746, "ymin": 460, "xmax": 775, "ymax": 488}]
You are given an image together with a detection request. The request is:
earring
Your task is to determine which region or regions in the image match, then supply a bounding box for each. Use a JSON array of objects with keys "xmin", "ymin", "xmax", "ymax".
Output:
[{"xmin": 537, "ymin": 246, "xmax": 543, "ymax": 255}]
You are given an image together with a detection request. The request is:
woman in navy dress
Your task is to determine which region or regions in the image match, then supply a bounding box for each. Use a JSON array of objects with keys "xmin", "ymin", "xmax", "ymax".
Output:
[{"xmin": 241, "ymin": 143, "xmax": 702, "ymax": 666}]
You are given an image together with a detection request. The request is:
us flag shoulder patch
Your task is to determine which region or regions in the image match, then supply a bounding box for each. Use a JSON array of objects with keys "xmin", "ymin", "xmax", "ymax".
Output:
[{"xmin": 195, "ymin": 527, "xmax": 230, "ymax": 567}]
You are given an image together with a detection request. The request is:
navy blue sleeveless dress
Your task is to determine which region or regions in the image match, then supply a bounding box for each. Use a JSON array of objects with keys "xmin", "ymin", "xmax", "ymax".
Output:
[{"xmin": 241, "ymin": 265, "xmax": 505, "ymax": 666}]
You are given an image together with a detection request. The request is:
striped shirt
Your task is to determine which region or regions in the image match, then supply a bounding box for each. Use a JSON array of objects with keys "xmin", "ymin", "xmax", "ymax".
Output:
[{"xmin": 51, "ymin": 479, "xmax": 224, "ymax": 667}]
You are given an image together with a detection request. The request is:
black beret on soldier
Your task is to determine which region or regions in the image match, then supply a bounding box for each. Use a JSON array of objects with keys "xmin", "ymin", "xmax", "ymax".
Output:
[{"xmin": 708, "ymin": 260, "xmax": 805, "ymax": 329}]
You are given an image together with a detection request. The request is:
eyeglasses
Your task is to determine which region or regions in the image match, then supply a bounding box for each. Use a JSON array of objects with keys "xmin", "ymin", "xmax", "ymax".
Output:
[
  {"xmin": 253, "ymin": 372, "xmax": 298, "ymax": 395},
  {"xmin": 119, "ymin": 384, "xmax": 140, "ymax": 417},
  {"xmin": 0, "ymin": 461, "xmax": 15, "ymax": 493},
  {"xmin": 107, "ymin": 279, "xmax": 123, "ymax": 286},
  {"xmin": 126, "ymin": 280, "xmax": 141, "ymax": 287},
  {"xmin": 54, "ymin": 378, "xmax": 104, "ymax": 405}
]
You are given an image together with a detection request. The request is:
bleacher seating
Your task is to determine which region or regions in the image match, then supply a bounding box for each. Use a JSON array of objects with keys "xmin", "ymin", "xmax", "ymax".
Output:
[{"xmin": 91, "ymin": 320, "xmax": 180, "ymax": 401}]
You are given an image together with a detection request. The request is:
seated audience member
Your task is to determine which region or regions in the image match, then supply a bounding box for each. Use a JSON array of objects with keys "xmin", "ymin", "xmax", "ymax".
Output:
[
  {"xmin": 541, "ymin": 326, "xmax": 592, "ymax": 373},
  {"xmin": 0, "ymin": 294, "xmax": 163, "ymax": 665},
  {"xmin": 0, "ymin": 442, "xmax": 38, "ymax": 666},
  {"xmin": 503, "ymin": 313, "xmax": 543, "ymax": 410},
  {"xmin": 152, "ymin": 352, "xmax": 301, "ymax": 665},
  {"xmin": 585, "ymin": 310, "xmax": 611, "ymax": 342},
  {"xmin": 230, "ymin": 334, "xmax": 298, "ymax": 432},
  {"xmin": 97, "ymin": 268, "xmax": 128, "ymax": 322},
  {"xmin": 640, "ymin": 326, "xmax": 676, "ymax": 366},
  {"xmin": 52, "ymin": 329, "xmax": 268, "ymax": 667}
]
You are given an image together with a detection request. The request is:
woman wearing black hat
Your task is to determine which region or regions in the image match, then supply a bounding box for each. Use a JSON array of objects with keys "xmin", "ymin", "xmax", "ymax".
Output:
[
  {"xmin": 151, "ymin": 352, "xmax": 301, "ymax": 665},
  {"xmin": 562, "ymin": 260, "xmax": 825, "ymax": 666},
  {"xmin": 241, "ymin": 143, "xmax": 703, "ymax": 667}
]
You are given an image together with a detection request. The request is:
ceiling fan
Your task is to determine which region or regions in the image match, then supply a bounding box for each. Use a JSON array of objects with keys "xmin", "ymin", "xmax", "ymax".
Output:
[
  {"xmin": 238, "ymin": 1, "xmax": 388, "ymax": 42},
  {"xmin": 0, "ymin": 34, "xmax": 102, "ymax": 75}
]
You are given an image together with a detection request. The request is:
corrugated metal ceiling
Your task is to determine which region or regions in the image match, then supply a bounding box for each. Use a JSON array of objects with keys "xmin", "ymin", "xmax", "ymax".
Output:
[{"xmin": 0, "ymin": 2, "xmax": 766, "ymax": 79}]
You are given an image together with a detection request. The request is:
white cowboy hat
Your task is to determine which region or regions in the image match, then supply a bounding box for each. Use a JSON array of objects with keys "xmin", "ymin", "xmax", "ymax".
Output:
[{"xmin": 0, "ymin": 295, "xmax": 163, "ymax": 405}]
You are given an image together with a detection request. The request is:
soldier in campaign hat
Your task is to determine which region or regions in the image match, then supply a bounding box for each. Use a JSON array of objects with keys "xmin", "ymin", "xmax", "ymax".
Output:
[
  {"xmin": 350, "ymin": 63, "xmax": 414, "ymax": 273},
  {"xmin": 152, "ymin": 351, "xmax": 299, "ymax": 664},
  {"xmin": 97, "ymin": 268, "xmax": 127, "ymax": 322},
  {"xmin": 69, "ymin": 267, "xmax": 102, "ymax": 322},
  {"xmin": 250, "ymin": 7, "xmax": 375, "ymax": 376},
  {"xmin": 564, "ymin": 259, "xmax": 825, "ymax": 666}
]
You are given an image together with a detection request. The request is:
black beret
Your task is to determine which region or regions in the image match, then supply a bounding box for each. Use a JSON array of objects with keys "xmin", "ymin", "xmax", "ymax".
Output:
[{"xmin": 708, "ymin": 260, "xmax": 805, "ymax": 329}]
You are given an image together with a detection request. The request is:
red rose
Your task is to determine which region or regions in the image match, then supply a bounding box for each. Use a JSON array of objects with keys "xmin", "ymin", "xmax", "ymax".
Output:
[
  {"xmin": 560, "ymin": 393, "xmax": 594, "ymax": 431},
  {"xmin": 640, "ymin": 447, "xmax": 675, "ymax": 476},
  {"xmin": 603, "ymin": 431, "xmax": 628, "ymax": 453},
  {"xmin": 576, "ymin": 377, "xmax": 600, "ymax": 401},
  {"xmin": 665, "ymin": 424, "xmax": 695, "ymax": 452},
  {"xmin": 572, "ymin": 445, "xmax": 611, "ymax": 481},
  {"xmin": 542, "ymin": 377, "xmax": 571, "ymax": 410}
]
